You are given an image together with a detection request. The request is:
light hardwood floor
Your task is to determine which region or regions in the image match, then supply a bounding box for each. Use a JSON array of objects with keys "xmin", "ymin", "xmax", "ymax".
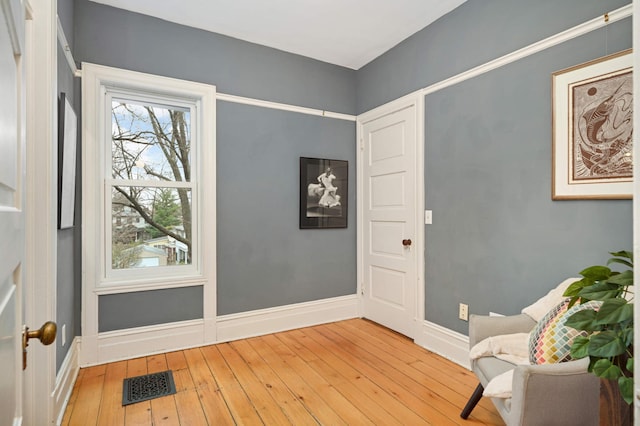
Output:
[{"xmin": 62, "ymin": 318, "xmax": 503, "ymax": 425}]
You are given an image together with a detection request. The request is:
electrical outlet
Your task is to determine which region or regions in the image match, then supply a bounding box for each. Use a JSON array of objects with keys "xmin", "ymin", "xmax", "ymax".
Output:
[
  {"xmin": 62, "ymin": 324, "xmax": 66, "ymax": 347},
  {"xmin": 459, "ymin": 303, "xmax": 469, "ymax": 321}
]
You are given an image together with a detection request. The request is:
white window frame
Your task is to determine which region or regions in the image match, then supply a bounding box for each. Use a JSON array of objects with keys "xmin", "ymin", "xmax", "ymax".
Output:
[
  {"xmin": 104, "ymin": 89, "xmax": 200, "ymax": 283},
  {"xmin": 81, "ymin": 63, "xmax": 217, "ymax": 363}
]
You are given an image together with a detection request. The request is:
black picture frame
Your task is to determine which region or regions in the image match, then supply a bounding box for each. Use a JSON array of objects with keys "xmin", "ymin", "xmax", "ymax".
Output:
[
  {"xmin": 299, "ymin": 157, "xmax": 348, "ymax": 229},
  {"xmin": 58, "ymin": 92, "xmax": 78, "ymax": 229}
]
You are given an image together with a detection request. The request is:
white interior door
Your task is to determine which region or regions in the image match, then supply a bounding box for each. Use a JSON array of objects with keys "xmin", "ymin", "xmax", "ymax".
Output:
[
  {"xmin": 0, "ymin": 0, "xmax": 26, "ymax": 424},
  {"xmin": 361, "ymin": 105, "xmax": 418, "ymax": 337}
]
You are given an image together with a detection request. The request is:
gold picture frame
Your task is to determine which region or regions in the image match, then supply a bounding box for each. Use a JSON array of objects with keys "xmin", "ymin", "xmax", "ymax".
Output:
[{"xmin": 552, "ymin": 49, "xmax": 633, "ymax": 200}]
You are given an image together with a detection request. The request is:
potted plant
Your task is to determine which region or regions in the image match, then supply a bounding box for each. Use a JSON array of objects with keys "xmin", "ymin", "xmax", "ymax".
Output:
[{"xmin": 562, "ymin": 251, "xmax": 633, "ymax": 409}]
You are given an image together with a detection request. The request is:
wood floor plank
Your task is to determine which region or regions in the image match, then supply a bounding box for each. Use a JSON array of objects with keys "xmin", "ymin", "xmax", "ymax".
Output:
[
  {"xmin": 328, "ymin": 321, "xmax": 498, "ymax": 423},
  {"xmin": 66, "ymin": 365, "xmax": 105, "ymax": 426},
  {"xmin": 217, "ymin": 342, "xmax": 294, "ymax": 425},
  {"xmin": 60, "ymin": 368, "xmax": 85, "ymax": 426},
  {"xmin": 96, "ymin": 360, "xmax": 127, "ymax": 426},
  {"xmin": 337, "ymin": 320, "xmax": 483, "ymax": 399},
  {"xmin": 312, "ymin": 325, "xmax": 458, "ymax": 426},
  {"xmin": 230, "ymin": 338, "xmax": 319, "ymax": 425},
  {"xmin": 171, "ymin": 348, "xmax": 212, "ymax": 426},
  {"xmin": 257, "ymin": 334, "xmax": 370, "ymax": 425},
  {"xmin": 145, "ymin": 355, "xmax": 181, "ymax": 425},
  {"xmin": 123, "ymin": 357, "xmax": 152, "ymax": 425},
  {"xmin": 336, "ymin": 321, "xmax": 502, "ymax": 424},
  {"xmin": 167, "ymin": 350, "xmax": 234, "ymax": 425},
  {"xmin": 200, "ymin": 344, "xmax": 264, "ymax": 425},
  {"xmin": 345, "ymin": 320, "xmax": 476, "ymax": 387},
  {"xmin": 63, "ymin": 319, "xmax": 503, "ymax": 426},
  {"xmin": 281, "ymin": 329, "xmax": 409, "ymax": 425}
]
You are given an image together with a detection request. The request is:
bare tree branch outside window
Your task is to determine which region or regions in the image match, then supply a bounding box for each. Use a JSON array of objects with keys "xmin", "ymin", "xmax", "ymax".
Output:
[{"xmin": 111, "ymin": 101, "xmax": 192, "ymax": 269}]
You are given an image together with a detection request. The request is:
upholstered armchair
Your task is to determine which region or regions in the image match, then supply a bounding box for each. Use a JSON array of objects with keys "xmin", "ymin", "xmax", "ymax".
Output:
[{"xmin": 460, "ymin": 279, "xmax": 601, "ymax": 426}]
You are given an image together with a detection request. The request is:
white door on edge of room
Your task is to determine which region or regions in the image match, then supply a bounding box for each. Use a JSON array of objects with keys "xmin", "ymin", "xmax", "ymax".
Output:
[
  {"xmin": 360, "ymin": 104, "xmax": 418, "ymax": 338},
  {"xmin": 0, "ymin": 0, "xmax": 26, "ymax": 423}
]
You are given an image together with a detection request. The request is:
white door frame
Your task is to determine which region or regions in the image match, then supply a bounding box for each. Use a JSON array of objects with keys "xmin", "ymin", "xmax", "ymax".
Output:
[
  {"xmin": 24, "ymin": 0, "xmax": 58, "ymax": 424},
  {"xmin": 356, "ymin": 93, "xmax": 425, "ymax": 337}
]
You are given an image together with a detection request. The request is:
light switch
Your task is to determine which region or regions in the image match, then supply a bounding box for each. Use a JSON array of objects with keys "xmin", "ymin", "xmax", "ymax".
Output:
[{"xmin": 424, "ymin": 210, "xmax": 433, "ymax": 224}]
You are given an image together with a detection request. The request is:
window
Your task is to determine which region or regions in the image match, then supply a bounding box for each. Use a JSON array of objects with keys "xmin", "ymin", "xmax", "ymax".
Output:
[
  {"xmin": 82, "ymin": 63, "xmax": 216, "ymax": 289},
  {"xmin": 108, "ymin": 97, "xmax": 194, "ymax": 271}
]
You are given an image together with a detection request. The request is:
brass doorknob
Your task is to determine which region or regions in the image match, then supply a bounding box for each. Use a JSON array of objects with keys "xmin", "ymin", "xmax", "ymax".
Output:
[
  {"xmin": 402, "ymin": 239, "xmax": 412, "ymax": 246},
  {"xmin": 22, "ymin": 321, "xmax": 56, "ymax": 370},
  {"xmin": 25, "ymin": 321, "xmax": 57, "ymax": 345}
]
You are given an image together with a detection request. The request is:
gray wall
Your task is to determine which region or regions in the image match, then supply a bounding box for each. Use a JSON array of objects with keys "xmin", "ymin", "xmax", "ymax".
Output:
[
  {"xmin": 357, "ymin": 0, "xmax": 633, "ymax": 334},
  {"xmin": 75, "ymin": 0, "xmax": 357, "ymax": 329},
  {"xmin": 99, "ymin": 287, "xmax": 203, "ymax": 332},
  {"xmin": 56, "ymin": 0, "xmax": 81, "ymax": 372},
  {"xmin": 217, "ymin": 102, "xmax": 356, "ymax": 314}
]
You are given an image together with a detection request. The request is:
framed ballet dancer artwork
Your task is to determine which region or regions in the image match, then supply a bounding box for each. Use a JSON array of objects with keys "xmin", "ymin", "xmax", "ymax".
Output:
[
  {"xmin": 299, "ymin": 157, "xmax": 348, "ymax": 229},
  {"xmin": 552, "ymin": 49, "xmax": 632, "ymax": 200}
]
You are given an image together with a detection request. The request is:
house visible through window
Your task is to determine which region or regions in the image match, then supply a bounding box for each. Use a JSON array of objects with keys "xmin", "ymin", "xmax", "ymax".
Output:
[{"xmin": 109, "ymin": 98, "xmax": 194, "ymax": 271}]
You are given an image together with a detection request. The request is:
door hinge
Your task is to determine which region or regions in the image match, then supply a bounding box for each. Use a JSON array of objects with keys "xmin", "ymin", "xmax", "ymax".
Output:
[{"xmin": 360, "ymin": 139, "xmax": 364, "ymax": 151}]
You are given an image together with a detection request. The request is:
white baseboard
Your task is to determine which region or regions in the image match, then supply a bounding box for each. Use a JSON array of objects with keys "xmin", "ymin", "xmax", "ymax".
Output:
[
  {"xmin": 54, "ymin": 337, "xmax": 81, "ymax": 426},
  {"xmin": 94, "ymin": 319, "xmax": 206, "ymax": 365},
  {"xmin": 217, "ymin": 294, "xmax": 359, "ymax": 342},
  {"xmin": 415, "ymin": 320, "xmax": 470, "ymax": 369},
  {"xmin": 81, "ymin": 295, "xmax": 359, "ymax": 366}
]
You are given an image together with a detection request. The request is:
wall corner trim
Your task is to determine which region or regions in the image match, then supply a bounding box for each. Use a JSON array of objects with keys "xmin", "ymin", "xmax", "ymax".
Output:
[
  {"xmin": 415, "ymin": 320, "xmax": 470, "ymax": 370},
  {"xmin": 54, "ymin": 337, "xmax": 81, "ymax": 425}
]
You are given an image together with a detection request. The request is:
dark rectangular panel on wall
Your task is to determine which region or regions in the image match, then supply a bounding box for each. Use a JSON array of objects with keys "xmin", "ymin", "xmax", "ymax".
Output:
[{"xmin": 98, "ymin": 286, "xmax": 204, "ymax": 332}]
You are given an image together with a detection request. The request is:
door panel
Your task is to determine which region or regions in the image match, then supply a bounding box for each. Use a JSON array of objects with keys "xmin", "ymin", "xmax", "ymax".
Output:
[
  {"xmin": 0, "ymin": 1, "xmax": 25, "ymax": 424},
  {"xmin": 362, "ymin": 106, "xmax": 417, "ymax": 337}
]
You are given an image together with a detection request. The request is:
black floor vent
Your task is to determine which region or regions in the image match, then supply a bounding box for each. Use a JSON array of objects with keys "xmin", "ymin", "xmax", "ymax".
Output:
[{"xmin": 122, "ymin": 370, "xmax": 176, "ymax": 406}]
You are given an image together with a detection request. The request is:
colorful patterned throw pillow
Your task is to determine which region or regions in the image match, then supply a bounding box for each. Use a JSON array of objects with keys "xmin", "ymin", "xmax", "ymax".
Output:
[{"xmin": 528, "ymin": 299, "xmax": 601, "ymax": 364}]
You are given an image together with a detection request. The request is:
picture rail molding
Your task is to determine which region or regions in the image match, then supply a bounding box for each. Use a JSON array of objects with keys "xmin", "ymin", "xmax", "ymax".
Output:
[{"xmin": 55, "ymin": 15, "xmax": 356, "ymax": 122}]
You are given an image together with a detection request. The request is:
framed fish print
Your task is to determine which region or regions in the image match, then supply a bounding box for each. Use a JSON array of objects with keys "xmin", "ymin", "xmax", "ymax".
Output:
[
  {"xmin": 552, "ymin": 49, "xmax": 633, "ymax": 200},
  {"xmin": 299, "ymin": 157, "xmax": 348, "ymax": 229}
]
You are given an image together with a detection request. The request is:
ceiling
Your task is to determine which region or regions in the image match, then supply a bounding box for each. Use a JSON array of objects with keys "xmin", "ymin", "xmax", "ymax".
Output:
[{"xmin": 90, "ymin": 0, "xmax": 467, "ymax": 70}]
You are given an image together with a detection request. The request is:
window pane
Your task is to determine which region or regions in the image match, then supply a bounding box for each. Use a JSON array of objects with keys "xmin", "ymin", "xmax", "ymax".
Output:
[
  {"xmin": 112, "ymin": 186, "xmax": 192, "ymax": 270},
  {"xmin": 112, "ymin": 100, "xmax": 191, "ymax": 182}
]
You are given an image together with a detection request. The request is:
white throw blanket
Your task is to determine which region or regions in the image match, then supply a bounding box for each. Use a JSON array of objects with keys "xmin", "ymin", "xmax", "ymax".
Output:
[
  {"xmin": 469, "ymin": 333, "xmax": 531, "ymax": 398},
  {"xmin": 469, "ymin": 332, "xmax": 531, "ymax": 365}
]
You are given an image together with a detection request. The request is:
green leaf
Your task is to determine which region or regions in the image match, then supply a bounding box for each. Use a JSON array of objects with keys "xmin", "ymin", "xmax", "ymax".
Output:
[
  {"xmin": 580, "ymin": 265, "xmax": 611, "ymax": 280},
  {"xmin": 578, "ymin": 281, "xmax": 621, "ymax": 301},
  {"xmin": 594, "ymin": 299, "xmax": 633, "ymax": 325},
  {"xmin": 619, "ymin": 376, "xmax": 634, "ymax": 405},
  {"xmin": 592, "ymin": 358, "xmax": 622, "ymax": 379},
  {"xmin": 569, "ymin": 336, "xmax": 590, "ymax": 359},
  {"xmin": 626, "ymin": 357, "xmax": 633, "ymax": 372},
  {"xmin": 564, "ymin": 309, "xmax": 600, "ymax": 331},
  {"xmin": 607, "ymin": 257, "xmax": 633, "ymax": 269},
  {"xmin": 622, "ymin": 328, "xmax": 634, "ymax": 347},
  {"xmin": 606, "ymin": 270, "xmax": 634, "ymax": 286},
  {"xmin": 563, "ymin": 279, "xmax": 592, "ymax": 297},
  {"xmin": 609, "ymin": 250, "xmax": 633, "ymax": 262},
  {"xmin": 588, "ymin": 331, "xmax": 627, "ymax": 357}
]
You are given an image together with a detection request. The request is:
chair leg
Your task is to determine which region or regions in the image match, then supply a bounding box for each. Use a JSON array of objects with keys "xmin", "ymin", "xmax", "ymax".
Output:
[{"xmin": 460, "ymin": 383, "xmax": 484, "ymax": 419}]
